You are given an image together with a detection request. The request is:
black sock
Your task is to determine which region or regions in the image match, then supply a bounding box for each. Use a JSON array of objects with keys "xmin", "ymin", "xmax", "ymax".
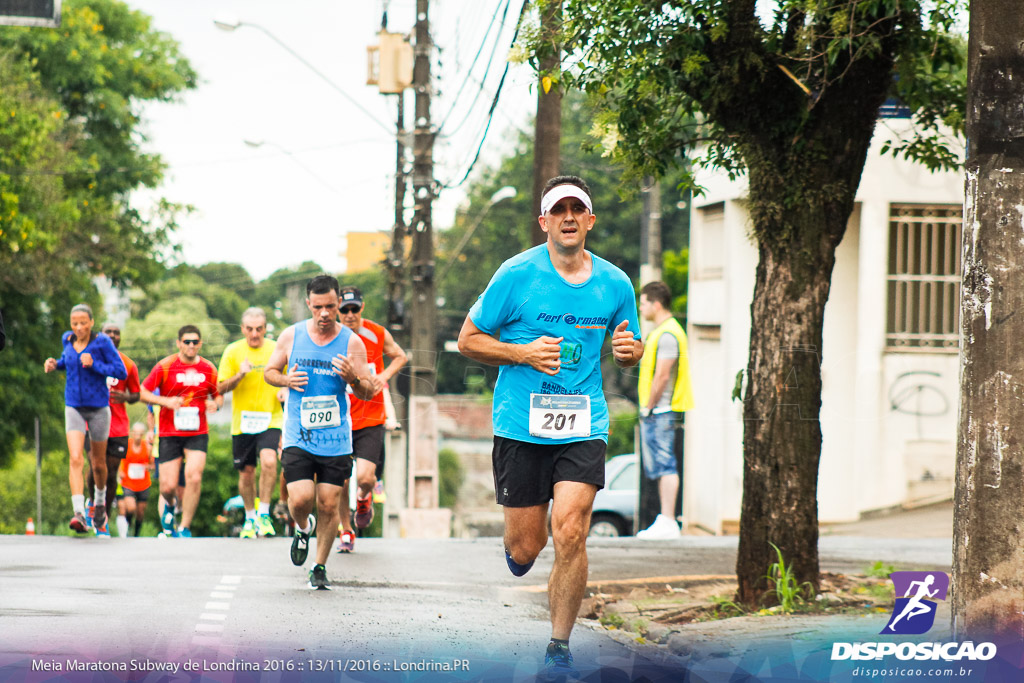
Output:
[
  {"xmin": 549, "ymin": 638, "xmax": 569, "ymax": 648},
  {"xmin": 134, "ymin": 519, "xmax": 142, "ymax": 536}
]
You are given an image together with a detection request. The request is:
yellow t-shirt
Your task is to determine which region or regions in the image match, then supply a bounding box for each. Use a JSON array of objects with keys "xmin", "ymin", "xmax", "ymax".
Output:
[{"xmin": 218, "ymin": 338, "xmax": 284, "ymax": 435}]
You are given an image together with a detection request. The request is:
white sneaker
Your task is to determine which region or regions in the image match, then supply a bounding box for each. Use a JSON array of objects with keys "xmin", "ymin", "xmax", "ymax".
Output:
[{"xmin": 636, "ymin": 514, "xmax": 681, "ymax": 540}]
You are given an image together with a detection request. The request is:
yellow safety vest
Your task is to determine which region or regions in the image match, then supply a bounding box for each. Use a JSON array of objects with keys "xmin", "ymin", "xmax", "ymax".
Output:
[{"xmin": 638, "ymin": 316, "xmax": 694, "ymax": 412}]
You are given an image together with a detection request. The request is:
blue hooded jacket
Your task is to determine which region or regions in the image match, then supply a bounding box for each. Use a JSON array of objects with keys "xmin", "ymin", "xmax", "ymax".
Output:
[{"xmin": 56, "ymin": 331, "xmax": 126, "ymax": 409}]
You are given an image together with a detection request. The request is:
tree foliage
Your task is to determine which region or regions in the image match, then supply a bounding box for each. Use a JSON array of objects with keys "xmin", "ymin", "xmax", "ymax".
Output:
[
  {"xmin": 0, "ymin": 0, "xmax": 196, "ymax": 465},
  {"xmin": 526, "ymin": 0, "xmax": 966, "ymax": 606}
]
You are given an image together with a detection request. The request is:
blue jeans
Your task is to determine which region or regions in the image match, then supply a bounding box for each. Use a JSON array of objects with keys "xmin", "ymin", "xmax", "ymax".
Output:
[{"xmin": 640, "ymin": 412, "xmax": 679, "ymax": 479}]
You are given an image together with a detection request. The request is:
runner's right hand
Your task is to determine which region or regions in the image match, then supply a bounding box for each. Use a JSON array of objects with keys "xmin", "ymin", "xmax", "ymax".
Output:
[
  {"xmin": 286, "ymin": 363, "xmax": 308, "ymax": 392},
  {"xmin": 520, "ymin": 336, "xmax": 563, "ymax": 376},
  {"xmin": 43, "ymin": 358, "xmax": 57, "ymax": 373}
]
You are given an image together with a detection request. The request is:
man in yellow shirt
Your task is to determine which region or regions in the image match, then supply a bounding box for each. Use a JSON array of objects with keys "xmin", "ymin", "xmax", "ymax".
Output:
[
  {"xmin": 636, "ymin": 281, "xmax": 694, "ymax": 539},
  {"xmin": 218, "ymin": 307, "xmax": 284, "ymax": 538}
]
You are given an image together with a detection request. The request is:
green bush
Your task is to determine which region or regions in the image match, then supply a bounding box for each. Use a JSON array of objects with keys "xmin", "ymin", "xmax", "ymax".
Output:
[
  {"xmin": 607, "ymin": 410, "xmax": 638, "ymax": 459},
  {"xmin": 438, "ymin": 448, "xmax": 465, "ymax": 509}
]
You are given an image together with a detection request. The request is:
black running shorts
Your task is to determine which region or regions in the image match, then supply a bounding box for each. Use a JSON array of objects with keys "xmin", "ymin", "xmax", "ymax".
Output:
[
  {"xmin": 107, "ymin": 436, "xmax": 129, "ymax": 459},
  {"xmin": 158, "ymin": 434, "xmax": 209, "ymax": 464},
  {"xmin": 232, "ymin": 428, "xmax": 281, "ymax": 471},
  {"xmin": 351, "ymin": 424, "xmax": 385, "ymax": 466},
  {"xmin": 491, "ymin": 436, "xmax": 606, "ymax": 508},
  {"xmin": 122, "ymin": 488, "xmax": 151, "ymax": 503},
  {"xmin": 282, "ymin": 447, "xmax": 352, "ymax": 487}
]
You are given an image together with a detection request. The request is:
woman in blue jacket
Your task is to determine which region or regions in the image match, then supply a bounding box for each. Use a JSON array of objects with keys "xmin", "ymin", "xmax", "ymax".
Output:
[{"xmin": 44, "ymin": 303, "xmax": 126, "ymax": 534}]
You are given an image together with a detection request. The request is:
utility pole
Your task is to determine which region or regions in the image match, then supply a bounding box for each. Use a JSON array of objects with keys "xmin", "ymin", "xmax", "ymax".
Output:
[
  {"xmin": 409, "ymin": 0, "xmax": 436, "ymax": 397},
  {"xmin": 639, "ymin": 176, "xmax": 663, "ymax": 290},
  {"xmin": 530, "ymin": 0, "xmax": 562, "ymax": 244},
  {"xmin": 954, "ymin": 0, "xmax": 1024, "ymax": 641}
]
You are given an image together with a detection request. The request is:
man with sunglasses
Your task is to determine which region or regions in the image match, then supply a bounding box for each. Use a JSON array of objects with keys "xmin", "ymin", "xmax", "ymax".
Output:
[
  {"xmin": 140, "ymin": 325, "xmax": 223, "ymax": 537},
  {"xmin": 458, "ymin": 175, "xmax": 644, "ymax": 680},
  {"xmin": 335, "ymin": 286, "xmax": 408, "ymax": 552}
]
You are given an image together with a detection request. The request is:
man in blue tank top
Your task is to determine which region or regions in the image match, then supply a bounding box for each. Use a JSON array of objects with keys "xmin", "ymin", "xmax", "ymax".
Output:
[
  {"xmin": 264, "ymin": 275, "xmax": 376, "ymax": 590},
  {"xmin": 458, "ymin": 175, "xmax": 644, "ymax": 679}
]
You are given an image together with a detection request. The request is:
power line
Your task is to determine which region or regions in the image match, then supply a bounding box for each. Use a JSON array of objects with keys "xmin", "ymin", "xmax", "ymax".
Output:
[
  {"xmin": 442, "ymin": 0, "xmax": 530, "ymax": 189},
  {"xmin": 435, "ymin": 0, "xmax": 510, "ymax": 134}
]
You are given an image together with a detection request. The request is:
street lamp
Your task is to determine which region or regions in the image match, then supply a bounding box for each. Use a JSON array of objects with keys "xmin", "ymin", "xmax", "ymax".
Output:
[
  {"xmin": 242, "ymin": 139, "xmax": 339, "ymax": 195},
  {"xmin": 213, "ymin": 15, "xmax": 393, "ymax": 136},
  {"xmin": 437, "ymin": 186, "xmax": 517, "ymax": 282}
]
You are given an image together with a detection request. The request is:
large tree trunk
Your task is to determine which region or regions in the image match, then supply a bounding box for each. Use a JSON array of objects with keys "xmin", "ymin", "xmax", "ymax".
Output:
[{"xmin": 736, "ymin": 223, "xmax": 839, "ymax": 605}]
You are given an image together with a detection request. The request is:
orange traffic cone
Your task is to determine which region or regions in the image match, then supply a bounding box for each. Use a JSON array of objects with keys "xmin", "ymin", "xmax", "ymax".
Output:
[{"xmin": 26, "ymin": 517, "xmax": 35, "ymax": 535}]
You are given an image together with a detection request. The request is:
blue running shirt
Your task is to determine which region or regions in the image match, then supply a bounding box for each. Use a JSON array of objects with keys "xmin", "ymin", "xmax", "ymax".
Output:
[
  {"xmin": 282, "ymin": 322, "xmax": 354, "ymax": 456},
  {"xmin": 469, "ymin": 245, "xmax": 641, "ymax": 444}
]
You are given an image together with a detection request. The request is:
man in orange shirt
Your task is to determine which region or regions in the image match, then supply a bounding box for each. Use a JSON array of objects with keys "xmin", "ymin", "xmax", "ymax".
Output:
[
  {"xmin": 117, "ymin": 422, "xmax": 154, "ymax": 537},
  {"xmin": 336, "ymin": 286, "xmax": 407, "ymax": 552}
]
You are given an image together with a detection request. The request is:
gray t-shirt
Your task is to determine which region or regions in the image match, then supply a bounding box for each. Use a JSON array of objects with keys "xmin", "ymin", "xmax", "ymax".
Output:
[{"xmin": 653, "ymin": 331, "xmax": 679, "ymax": 413}]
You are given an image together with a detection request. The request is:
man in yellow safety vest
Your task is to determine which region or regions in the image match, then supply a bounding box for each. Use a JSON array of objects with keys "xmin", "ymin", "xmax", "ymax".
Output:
[{"xmin": 636, "ymin": 281, "xmax": 694, "ymax": 539}]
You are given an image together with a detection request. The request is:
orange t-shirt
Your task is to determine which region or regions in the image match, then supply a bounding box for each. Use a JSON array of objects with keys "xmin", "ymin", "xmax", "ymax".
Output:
[
  {"xmin": 348, "ymin": 319, "xmax": 387, "ymax": 431},
  {"xmin": 119, "ymin": 439, "xmax": 152, "ymax": 491}
]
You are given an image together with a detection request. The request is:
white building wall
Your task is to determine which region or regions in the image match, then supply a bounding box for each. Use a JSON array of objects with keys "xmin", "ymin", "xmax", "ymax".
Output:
[{"xmin": 683, "ymin": 126, "xmax": 963, "ymax": 532}]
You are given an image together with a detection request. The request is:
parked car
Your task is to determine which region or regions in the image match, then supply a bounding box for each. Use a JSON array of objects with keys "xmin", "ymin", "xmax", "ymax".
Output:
[{"xmin": 589, "ymin": 453, "xmax": 638, "ymax": 537}]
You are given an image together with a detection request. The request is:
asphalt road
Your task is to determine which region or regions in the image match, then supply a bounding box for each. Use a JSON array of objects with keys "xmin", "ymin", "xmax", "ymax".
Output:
[{"xmin": 0, "ymin": 532, "xmax": 951, "ymax": 681}]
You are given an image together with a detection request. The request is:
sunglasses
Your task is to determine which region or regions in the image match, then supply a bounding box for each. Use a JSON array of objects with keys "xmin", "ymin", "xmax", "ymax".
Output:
[
  {"xmin": 340, "ymin": 306, "xmax": 360, "ymax": 314},
  {"xmin": 181, "ymin": 338, "xmax": 201, "ymax": 346}
]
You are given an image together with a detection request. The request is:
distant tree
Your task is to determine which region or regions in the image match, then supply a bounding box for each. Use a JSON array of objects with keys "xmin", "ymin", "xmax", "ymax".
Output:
[
  {"xmin": 0, "ymin": 0, "xmax": 196, "ymax": 465},
  {"xmin": 195, "ymin": 263, "xmax": 256, "ymax": 303}
]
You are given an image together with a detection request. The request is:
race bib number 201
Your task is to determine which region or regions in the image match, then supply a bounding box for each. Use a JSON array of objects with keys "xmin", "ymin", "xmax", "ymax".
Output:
[
  {"xmin": 300, "ymin": 396, "xmax": 341, "ymax": 430},
  {"xmin": 528, "ymin": 394, "xmax": 591, "ymax": 439}
]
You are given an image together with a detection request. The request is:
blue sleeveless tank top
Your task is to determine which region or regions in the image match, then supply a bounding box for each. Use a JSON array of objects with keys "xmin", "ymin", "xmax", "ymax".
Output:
[{"xmin": 282, "ymin": 322, "xmax": 354, "ymax": 456}]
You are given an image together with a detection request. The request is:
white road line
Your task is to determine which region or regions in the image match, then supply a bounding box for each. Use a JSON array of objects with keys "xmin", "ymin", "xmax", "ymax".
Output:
[
  {"xmin": 204, "ymin": 602, "xmax": 230, "ymax": 610},
  {"xmin": 199, "ymin": 613, "xmax": 227, "ymax": 621},
  {"xmin": 210, "ymin": 592, "xmax": 234, "ymax": 599},
  {"xmin": 213, "ymin": 585, "xmax": 238, "ymax": 591},
  {"xmin": 221, "ymin": 575, "xmax": 241, "ymax": 584},
  {"xmin": 191, "ymin": 636, "xmax": 222, "ymax": 646},
  {"xmin": 195, "ymin": 623, "xmax": 224, "ymax": 632}
]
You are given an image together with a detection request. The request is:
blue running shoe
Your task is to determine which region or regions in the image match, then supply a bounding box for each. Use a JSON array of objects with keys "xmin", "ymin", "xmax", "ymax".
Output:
[
  {"xmin": 505, "ymin": 548, "xmax": 534, "ymax": 577},
  {"xmin": 160, "ymin": 506, "xmax": 175, "ymax": 535},
  {"xmin": 541, "ymin": 641, "xmax": 579, "ymax": 682},
  {"xmin": 95, "ymin": 521, "xmax": 111, "ymax": 538},
  {"xmin": 178, "ymin": 527, "xmax": 192, "ymax": 538}
]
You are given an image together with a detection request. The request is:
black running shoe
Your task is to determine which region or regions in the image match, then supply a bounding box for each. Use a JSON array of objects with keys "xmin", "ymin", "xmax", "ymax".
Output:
[
  {"xmin": 290, "ymin": 514, "xmax": 315, "ymax": 566},
  {"xmin": 308, "ymin": 564, "xmax": 330, "ymax": 590}
]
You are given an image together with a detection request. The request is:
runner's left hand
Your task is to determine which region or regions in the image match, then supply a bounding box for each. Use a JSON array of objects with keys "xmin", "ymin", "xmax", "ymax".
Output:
[{"xmin": 611, "ymin": 320, "xmax": 637, "ymax": 363}]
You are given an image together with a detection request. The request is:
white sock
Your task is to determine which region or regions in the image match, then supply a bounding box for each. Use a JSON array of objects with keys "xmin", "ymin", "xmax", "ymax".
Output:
[
  {"xmin": 116, "ymin": 515, "xmax": 129, "ymax": 537},
  {"xmin": 72, "ymin": 495, "xmax": 85, "ymax": 515},
  {"xmin": 94, "ymin": 487, "xmax": 106, "ymax": 506},
  {"xmin": 258, "ymin": 501, "xmax": 270, "ymax": 516},
  {"xmin": 245, "ymin": 509, "xmax": 257, "ymax": 521},
  {"xmin": 297, "ymin": 520, "xmax": 312, "ymax": 534}
]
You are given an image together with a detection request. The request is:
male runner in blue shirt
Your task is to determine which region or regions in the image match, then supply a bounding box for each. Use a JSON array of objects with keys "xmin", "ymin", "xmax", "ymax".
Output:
[{"xmin": 458, "ymin": 175, "xmax": 644, "ymax": 680}]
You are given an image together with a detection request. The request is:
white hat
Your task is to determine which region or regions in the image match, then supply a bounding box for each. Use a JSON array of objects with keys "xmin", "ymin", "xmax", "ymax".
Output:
[{"xmin": 540, "ymin": 184, "xmax": 593, "ymax": 215}]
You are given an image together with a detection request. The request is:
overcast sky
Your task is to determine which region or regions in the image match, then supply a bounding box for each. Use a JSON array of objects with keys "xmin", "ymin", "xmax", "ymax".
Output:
[{"xmin": 125, "ymin": 0, "xmax": 535, "ymax": 281}]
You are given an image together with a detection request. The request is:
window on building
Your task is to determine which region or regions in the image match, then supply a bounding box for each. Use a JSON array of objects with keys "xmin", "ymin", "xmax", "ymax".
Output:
[
  {"xmin": 693, "ymin": 202, "xmax": 724, "ymax": 280},
  {"xmin": 886, "ymin": 204, "xmax": 962, "ymax": 351}
]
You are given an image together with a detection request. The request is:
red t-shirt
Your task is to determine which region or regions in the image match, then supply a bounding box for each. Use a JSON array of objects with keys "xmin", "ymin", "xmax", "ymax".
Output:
[
  {"xmin": 142, "ymin": 354, "xmax": 220, "ymax": 437},
  {"xmin": 349, "ymin": 319, "xmax": 387, "ymax": 431},
  {"xmin": 107, "ymin": 352, "xmax": 140, "ymax": 439}
]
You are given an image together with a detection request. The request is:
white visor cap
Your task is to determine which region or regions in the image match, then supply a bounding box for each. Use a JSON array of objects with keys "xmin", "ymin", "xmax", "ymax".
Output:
[{"xmin": 540, "ymin": 184, "xmax": 593, "ymax": 216}]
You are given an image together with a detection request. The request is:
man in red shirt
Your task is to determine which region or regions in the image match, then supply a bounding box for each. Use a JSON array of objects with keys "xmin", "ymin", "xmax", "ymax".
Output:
[
  {"xmin": 82, "ymin": 322, "xmax": 141, "ymax": 536},
  {"xmin": 140, "ymin": 324, "xmax": 223, "ymax": 537},
  {"xmin": 336, "ymin": 286, "xmax": 407, "ymax": 552}
]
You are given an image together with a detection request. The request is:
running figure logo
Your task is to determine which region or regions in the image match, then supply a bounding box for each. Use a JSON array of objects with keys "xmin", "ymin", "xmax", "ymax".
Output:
[{"xmin": 882, "ymin": 571, "xmax": 949, "ymax": 635}]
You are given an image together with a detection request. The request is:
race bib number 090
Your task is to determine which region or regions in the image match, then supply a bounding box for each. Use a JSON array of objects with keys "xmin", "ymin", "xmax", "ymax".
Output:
[
  {"xmin": 528, "ymin": 394, "xmax": 591, "ymax": 439},
  {"xmin": 300, "ymin": 396, "xmax": 341, "ymax": 430}
]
